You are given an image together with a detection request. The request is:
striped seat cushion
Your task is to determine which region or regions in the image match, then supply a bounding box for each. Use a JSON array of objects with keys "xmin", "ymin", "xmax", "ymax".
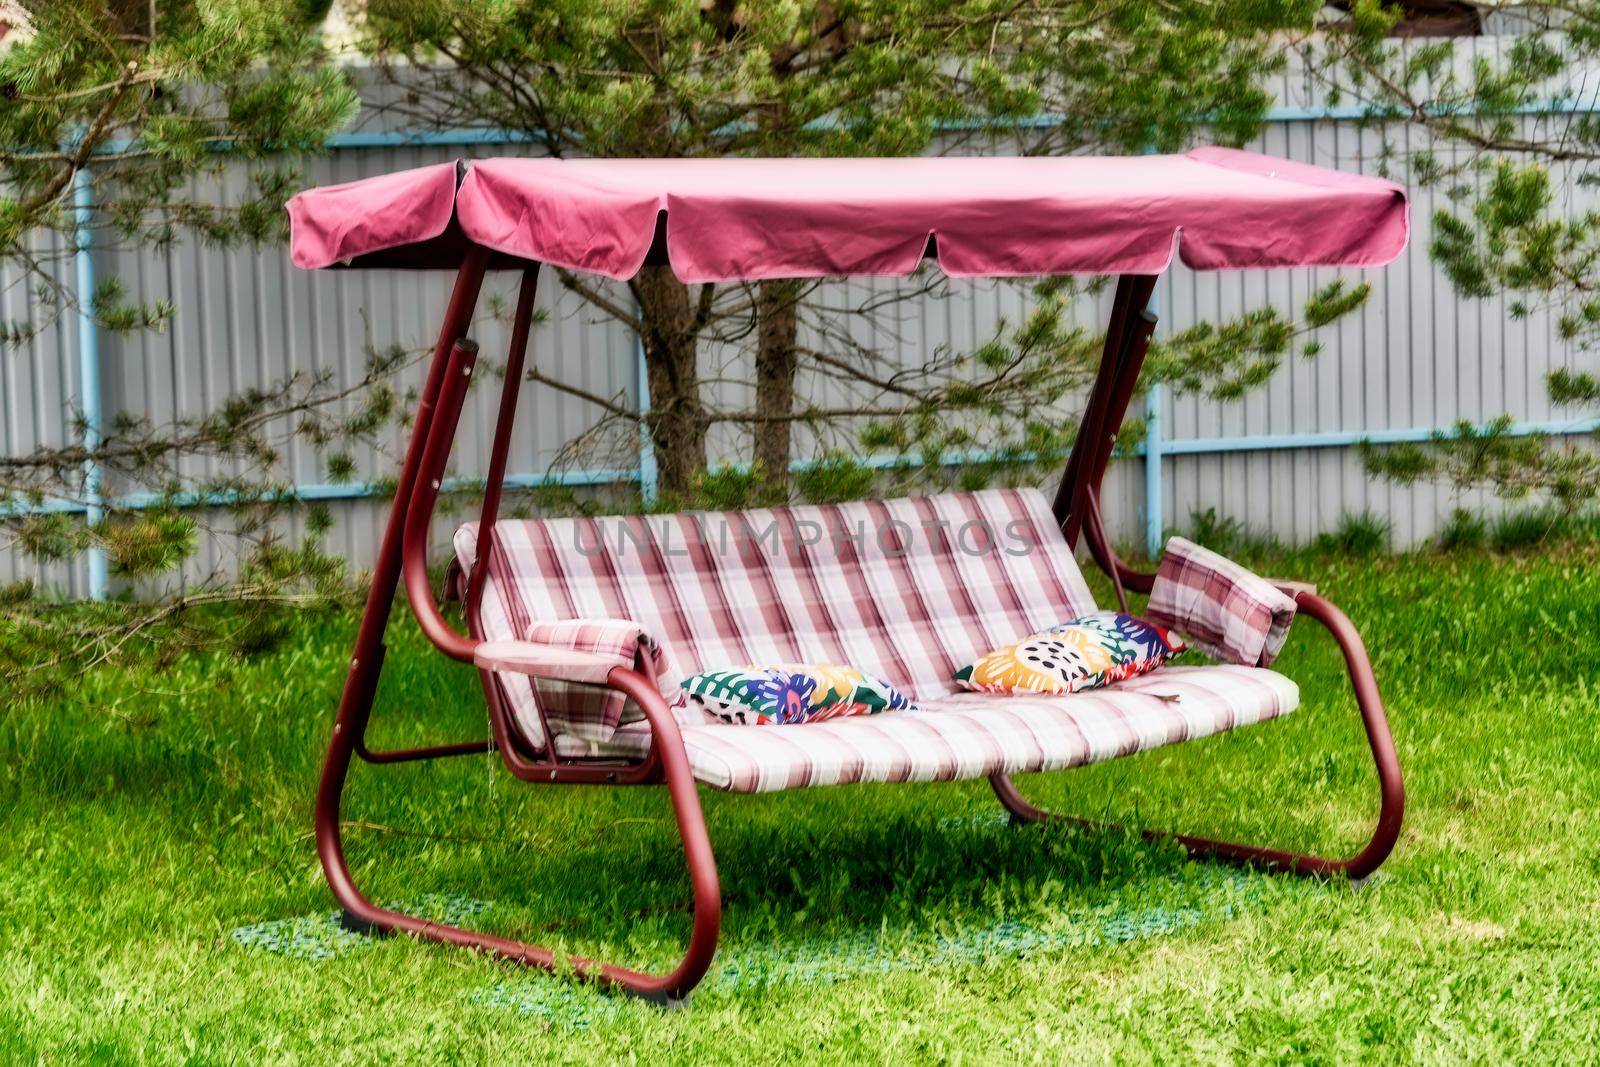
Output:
[
  {"xmin": 455, "ymin": 488, "xmax": 1100, "ymax": 748},
  {"xmin": 552, "ymin": 665, "xmax": 1299, "ymax": 793}
]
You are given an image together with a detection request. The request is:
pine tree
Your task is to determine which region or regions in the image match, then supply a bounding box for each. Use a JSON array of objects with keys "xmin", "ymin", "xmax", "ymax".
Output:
[
  {"xmin": 1, "ymin": 1, "xmax": 361, "ymax": 691},
  {"xmin": 362, "ymin": 0, "xmax": 1354, "ymax": 500},
  {"xmin": 1320, "ymin": 1, "xmax": 1600, "ymax": 516}
]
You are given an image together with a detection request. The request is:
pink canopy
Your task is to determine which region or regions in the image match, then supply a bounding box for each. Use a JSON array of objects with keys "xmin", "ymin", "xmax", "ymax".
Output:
[{"xmin": 286, "ymin": 148, "xmax": 1408, "ymax": 280}]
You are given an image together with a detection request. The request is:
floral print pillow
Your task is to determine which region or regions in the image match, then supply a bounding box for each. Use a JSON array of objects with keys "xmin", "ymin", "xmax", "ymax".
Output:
[
  {"xmin": 953, "ymin": 612, "xmax": 1187, "ymax": 696},
  {"xmin": 680, "ymin": 664, "xmax": 919, "ymax": 725}
]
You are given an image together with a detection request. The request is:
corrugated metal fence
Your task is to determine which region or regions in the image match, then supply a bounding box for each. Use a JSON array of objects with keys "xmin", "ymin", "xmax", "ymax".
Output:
[{"xmin": 5, "ymin": 41, "xmax": 1596, "ymax": 598}]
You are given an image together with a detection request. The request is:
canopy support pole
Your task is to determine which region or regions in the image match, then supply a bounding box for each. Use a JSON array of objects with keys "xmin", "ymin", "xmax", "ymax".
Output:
[
  {"xmin": 1054, "ymin": 274, "xmax": 1158, "ymax": 548},
  {"xmin": 467, "ymin": 266, "xmax": 541, "ymax": 616},
  {"xmin": 316, "ymin": 242, "xmax": 489, "ymax": 821}
]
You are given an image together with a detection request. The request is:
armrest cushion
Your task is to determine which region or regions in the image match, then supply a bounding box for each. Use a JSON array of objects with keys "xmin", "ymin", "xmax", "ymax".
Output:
[
  {"xmin": 1145, "ymin": 537, "xmax": 1298, "ymax": 668},
  {"xmin": 474, "ymin": 640, "xmax": 623, "ymax": 684},
  {"xmin": 475, "ymin": 618, "xmax": 680, "ymax": 743}
]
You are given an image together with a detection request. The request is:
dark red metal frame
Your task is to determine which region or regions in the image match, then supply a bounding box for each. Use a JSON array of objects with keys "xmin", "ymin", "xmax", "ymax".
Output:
[{"xmin": 314, "ymin": 256, "xmax": 1403, "ymax": 1003}]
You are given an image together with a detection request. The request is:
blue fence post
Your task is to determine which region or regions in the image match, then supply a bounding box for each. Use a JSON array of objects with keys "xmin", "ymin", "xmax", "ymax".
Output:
[
  {"xmin": 1139, "ymin": 141, "xmax": 1165, "ymax": 561},
  {"xmin": 1143, "ymin": 382, "xmax": 1164, "ymax": 560},
  {"xmin": 634, "ymin": 311, "xmax": 658, "ymax": 506},
  {"xmin": 73, "ymin": 165, "xmax": 108, "ymax": 600}
]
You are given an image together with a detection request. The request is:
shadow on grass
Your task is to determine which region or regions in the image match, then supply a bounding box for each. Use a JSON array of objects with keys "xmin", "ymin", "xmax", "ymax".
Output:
[{"xmin": 231, "ymin": 865, "xmax": 1277, "ymax": 1029}]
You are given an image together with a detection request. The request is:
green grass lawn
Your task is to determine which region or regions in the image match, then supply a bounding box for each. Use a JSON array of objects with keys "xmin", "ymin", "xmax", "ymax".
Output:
[{"xmin": 4, "ymin": 543, "xmax": 1599, "ymax": 1063}]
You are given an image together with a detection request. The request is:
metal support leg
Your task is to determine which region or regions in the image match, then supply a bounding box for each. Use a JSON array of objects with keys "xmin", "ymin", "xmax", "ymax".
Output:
[
  {"xmin": 990, "ymin": 591, "xmax": 1404, "ymax": 880},
  {"xmin": 313, "ymin": 248, "xmax": 719, "ymax": 1001},
  {"xmin": 323, "ymin": 665, "xmax": 721, "ymax": 1002}
]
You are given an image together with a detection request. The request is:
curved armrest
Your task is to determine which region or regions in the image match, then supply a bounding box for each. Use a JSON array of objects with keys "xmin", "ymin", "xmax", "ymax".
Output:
[
  {"xmin": 474, "ymin": 619, "xmax": 680, "ymax": 745},
  {"xmin": 1269, "ymin": 578, "xmax": 1318, "ymax": 598},
  {"xmin": 474, "ymin": 640, "xmax": 622, "ymax": 685}
]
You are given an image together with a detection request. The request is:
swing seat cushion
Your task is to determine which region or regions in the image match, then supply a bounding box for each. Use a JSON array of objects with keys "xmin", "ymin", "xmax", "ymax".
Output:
[
  {"xmin": 457, "ymin": 487, "xmax": 1102, "ymax": 747},
  {"xmin": 553, "ymin": 664, "xmax": 1297, "ymax": 793},
  {"xmin": 454, "ymin": 487, "xmax": 1301, "ymax": 792}
]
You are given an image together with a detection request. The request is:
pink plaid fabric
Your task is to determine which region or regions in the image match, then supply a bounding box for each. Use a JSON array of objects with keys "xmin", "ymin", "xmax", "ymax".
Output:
[
  {"xmin": 478, "ymin": 618, "xmax": 678, "ymax": 743},
  {"xmin": 454, "ymin": 488, "xmax": 1098, "ymax": 748},
  {"xmin": 550, "ymin": 665, "xmax": 1298, "ymax": 793},
  {"xmin": 1145, "ymin": 537, "xmax": 1298, "ymax": 668}
]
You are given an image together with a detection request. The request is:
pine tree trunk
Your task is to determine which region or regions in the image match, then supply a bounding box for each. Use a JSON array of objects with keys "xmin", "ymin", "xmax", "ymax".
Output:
[
  {"xmin": 633, "ymin": 264, "xmax": 707, "ymax": 498},
  {"xmin": 754, "ymin": 280, "xmax": 800, "ymax": 493}
]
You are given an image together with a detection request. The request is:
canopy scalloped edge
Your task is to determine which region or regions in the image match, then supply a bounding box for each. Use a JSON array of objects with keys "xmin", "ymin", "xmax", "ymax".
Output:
[{"xmin": 286, "ymin": 148, "xmax": 1409, "ymax": 280}]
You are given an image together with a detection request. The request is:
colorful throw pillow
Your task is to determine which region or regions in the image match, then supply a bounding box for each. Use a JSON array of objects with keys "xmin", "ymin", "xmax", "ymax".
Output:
[
  {"xmin": 953, "ymin": 612, "xmax": 1187, "ymax": 696},
  {"xmin": 680, "ymin": 664, "xmax": 919, "ymax": 725}
]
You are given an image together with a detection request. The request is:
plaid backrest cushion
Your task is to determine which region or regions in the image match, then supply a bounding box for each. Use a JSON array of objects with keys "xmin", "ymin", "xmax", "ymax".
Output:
[
  {"xmin": 454, "ymin": 488, "xmax": 1098, "ymax": 748},
  {"xmin": 1144, "ymin": 536, "xmax": 1298, "ymax": 668}
]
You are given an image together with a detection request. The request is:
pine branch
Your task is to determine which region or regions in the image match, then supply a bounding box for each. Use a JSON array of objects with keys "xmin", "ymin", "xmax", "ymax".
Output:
[
  {"xmin": 523, "ymin": 367, "xmax": 641, "ymax": 422},
  {"xmin": 554, "ymin": 269, "xmax": 645, "ymax": 333},
  {"xmin": 16, "ymin": 59, "xmax": 141, "ymax": 219}
]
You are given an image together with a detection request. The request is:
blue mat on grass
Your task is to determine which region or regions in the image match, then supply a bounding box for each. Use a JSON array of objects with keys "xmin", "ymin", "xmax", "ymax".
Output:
[{"xmin": 230, "ymin": 872, "xmax": 1273, "ymax": 1028}]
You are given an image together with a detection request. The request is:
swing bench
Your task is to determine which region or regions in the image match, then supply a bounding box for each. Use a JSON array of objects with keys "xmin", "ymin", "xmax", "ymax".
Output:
[{"xmin": 289, "ymin": 149, "xmax": 1409, "ymax": 1002}]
